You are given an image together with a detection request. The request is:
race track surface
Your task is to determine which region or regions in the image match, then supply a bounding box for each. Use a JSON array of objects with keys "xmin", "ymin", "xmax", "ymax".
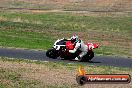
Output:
[{"xmin": 0, "ymin": 48, "xmax": 131, "ymax": 68}]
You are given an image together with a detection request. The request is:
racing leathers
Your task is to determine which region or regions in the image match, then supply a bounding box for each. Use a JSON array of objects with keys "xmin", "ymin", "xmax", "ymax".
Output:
[{"xmin": 69, "ymin": 39, "xmax": 88, "ymax": 60}]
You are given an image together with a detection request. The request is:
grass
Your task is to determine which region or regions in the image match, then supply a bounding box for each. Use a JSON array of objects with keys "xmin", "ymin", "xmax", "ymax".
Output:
[
  {"xmin": 0, "ymin": 11, "xmax": 132, "ymax": 57},
  {"xmin": 0, "ymin": 65, "xmax": 39, "ymax": 88},
  {"xmin": 0, "ymin": 57, "xmax": 132, "ymax": 88},
  {"xmin": 0, "ymin": 30, "xmax": 52, "ymax": 49}
]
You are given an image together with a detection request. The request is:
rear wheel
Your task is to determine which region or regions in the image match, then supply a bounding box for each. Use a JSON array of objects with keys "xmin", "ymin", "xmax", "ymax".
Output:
[
  {"xmin": 78, "ymin": 57, "xmax": 84, "ymax": 62},
  {"xmin": 46, "ymin": 49, "xmax": 58, "ymax": 59},
  {"xmin": 80, "ymin": 51, "xmax": 94, "ymax": 62},
  {"xmin": 88, "ymin": 51, "xmax": 94, "ymax": 61}
]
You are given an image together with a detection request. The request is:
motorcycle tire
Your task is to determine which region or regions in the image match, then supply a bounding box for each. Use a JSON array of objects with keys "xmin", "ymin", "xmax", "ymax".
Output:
[
  {"xmin": 88, "ymin": 51, "xmax": 94, "ymax": 61},
  {"xmin": 80, "ymin": 51, "xmax": 94, "ymax": 62}
]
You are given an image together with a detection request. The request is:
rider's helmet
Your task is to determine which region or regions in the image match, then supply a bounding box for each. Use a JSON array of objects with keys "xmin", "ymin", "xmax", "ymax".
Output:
[{"xmin": 71, "ymin": 35, "xmax": 79, "ymax": 43}]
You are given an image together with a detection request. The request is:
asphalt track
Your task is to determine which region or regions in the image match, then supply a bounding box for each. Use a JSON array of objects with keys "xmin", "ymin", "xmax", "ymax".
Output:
[{"xmin": 0, "ymin": 48, "xmax": 131, "ymax": 68}]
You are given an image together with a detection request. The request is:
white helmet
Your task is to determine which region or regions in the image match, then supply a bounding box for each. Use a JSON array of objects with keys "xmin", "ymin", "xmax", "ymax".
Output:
[{"xmin": 71, "ymin": 35, "xmax": 79, "ymax": 43}]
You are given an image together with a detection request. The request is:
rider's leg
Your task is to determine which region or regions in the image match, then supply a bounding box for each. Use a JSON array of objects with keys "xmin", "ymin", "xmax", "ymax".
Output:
[{"xmin": 75, "ymin": 51, "xmax": 87, "ymax": 60}]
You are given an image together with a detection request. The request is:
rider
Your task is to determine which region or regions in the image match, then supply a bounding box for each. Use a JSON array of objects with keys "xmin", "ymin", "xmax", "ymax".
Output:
[{"xmin": 69, "ymin": 35, "xmax": 89, "ymax": 60}]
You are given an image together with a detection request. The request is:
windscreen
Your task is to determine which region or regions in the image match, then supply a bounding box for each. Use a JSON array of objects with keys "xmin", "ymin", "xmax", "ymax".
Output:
[{"xmin": 56, "ymin": 40, "xmax": 66, "ymax": 45}]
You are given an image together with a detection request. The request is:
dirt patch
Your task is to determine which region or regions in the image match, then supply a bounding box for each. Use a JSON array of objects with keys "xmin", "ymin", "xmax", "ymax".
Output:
[
  {"xmin": 0, "ymin": 60, "xmax": 76, "ymax": 86},
  {"xmin": 0, "ymin": 59, "xmax": 132, "ymax": 88},
  {"xmin": 0, "ymin": 0, "xmax": 132, "ymax": 11}
]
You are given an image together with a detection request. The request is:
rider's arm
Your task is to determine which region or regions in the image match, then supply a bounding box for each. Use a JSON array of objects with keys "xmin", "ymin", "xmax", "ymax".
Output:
[{"xmin": 69, "ymin": 42, "xmax": 80, "ymax": 53}]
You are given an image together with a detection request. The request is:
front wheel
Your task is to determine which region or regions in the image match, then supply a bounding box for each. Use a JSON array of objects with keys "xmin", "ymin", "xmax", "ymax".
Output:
[{"xmin": 46, "ymin": 49, "xmax": 58, "ymax": 59}]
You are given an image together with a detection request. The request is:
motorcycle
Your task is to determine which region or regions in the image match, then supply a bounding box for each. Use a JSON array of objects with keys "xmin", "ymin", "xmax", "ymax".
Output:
[{"xmin": 46, "ymin": 38, "xmax": 98, "ymax": 62}]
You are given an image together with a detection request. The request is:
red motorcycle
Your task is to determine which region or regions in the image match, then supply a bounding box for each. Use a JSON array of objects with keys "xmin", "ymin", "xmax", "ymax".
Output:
[{"xmin": 46, "ymin": 38, "xmax": 98, "ymax": 62}]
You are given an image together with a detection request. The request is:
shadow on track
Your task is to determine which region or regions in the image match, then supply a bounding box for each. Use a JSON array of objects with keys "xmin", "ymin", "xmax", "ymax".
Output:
[
  {"xmin": 88, "ymin": 61, "xmax": 101, "ymax": 63},
  {"xmin": 68, "ymin": 59, "xmax": 101, "ymax": 63}
]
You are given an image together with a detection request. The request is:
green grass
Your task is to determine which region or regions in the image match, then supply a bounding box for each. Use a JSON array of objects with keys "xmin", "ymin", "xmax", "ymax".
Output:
[
  {"xmin": 1, "ymin": 12, "xmax": 132, "ymax": 31},
  {"xmin": 0, "ymin": 30, "xmax": 52, "ymax": 49},
  {"xmin": 0, "ymin": 11, "xmax": 132, "ymax": 57}
]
